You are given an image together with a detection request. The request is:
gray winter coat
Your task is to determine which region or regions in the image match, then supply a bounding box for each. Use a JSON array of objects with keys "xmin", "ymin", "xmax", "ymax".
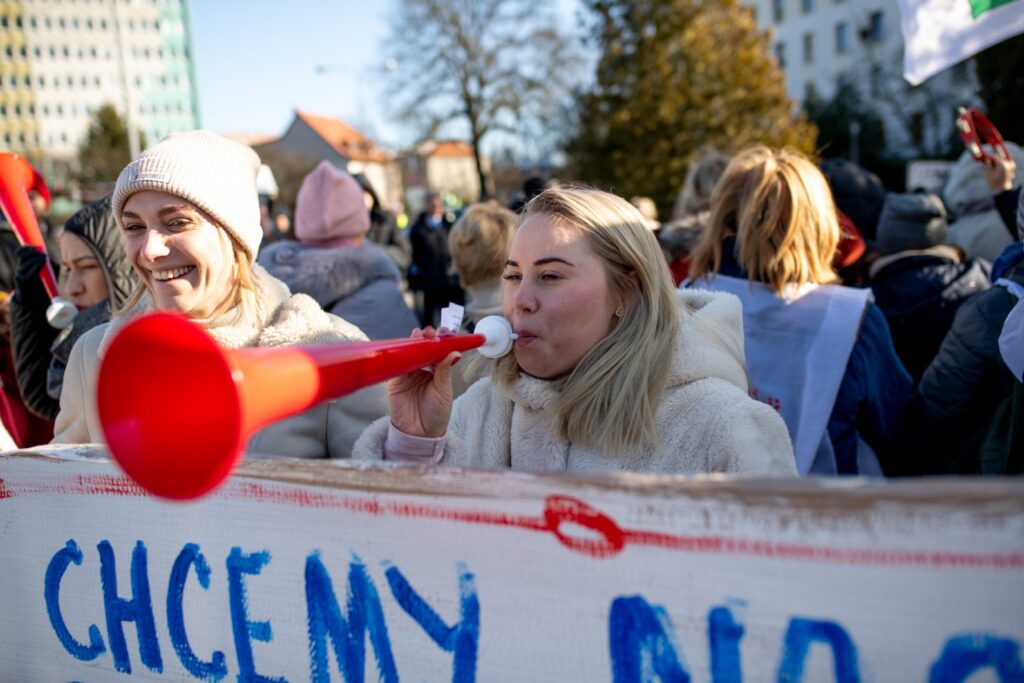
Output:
[{"xmin": 258, "ymin": 241, "xmax": 418, "ymax": 341}]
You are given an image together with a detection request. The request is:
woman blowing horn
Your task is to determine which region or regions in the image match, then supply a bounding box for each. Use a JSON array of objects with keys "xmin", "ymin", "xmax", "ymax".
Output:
[
  {"xmin": 354, "ymin": 186, "xmax": 797, "ymax": 475},
  {"xmin": 52, "ymin": 131, "xmax": 387, "ymax": 457}
]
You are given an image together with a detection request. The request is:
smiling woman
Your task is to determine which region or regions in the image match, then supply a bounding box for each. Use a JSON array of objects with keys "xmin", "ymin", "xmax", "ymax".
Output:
[
  {"xmin": 51, "ymin": 131, "xmax": 388, "ymax": 459},
  {"xmin": 353, "ymin": 186, "xmax": 797, "ymax": 476}
]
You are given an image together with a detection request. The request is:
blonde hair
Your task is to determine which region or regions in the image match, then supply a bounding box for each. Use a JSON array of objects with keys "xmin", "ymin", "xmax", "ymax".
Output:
[
  {"xmin": 688, "ymin": 146, "xmax": 839, "ymax": 295},
  {"xmin": 117, "ymin": 234, "xmax": 257, "ymax": 318},
  {"xmin": 492, "ymin": 186, "xmax": 680, "ymax": 453},
  {"xmin": 448, "ymin": 204, "xmax": 518, "ymax": 288}
]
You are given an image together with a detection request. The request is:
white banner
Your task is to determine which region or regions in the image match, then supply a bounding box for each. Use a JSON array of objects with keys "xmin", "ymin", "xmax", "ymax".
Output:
[
  {"xmin": 2, "ymin": 447, "xmax": 1024, "ymax": 681},
  {"xmin": 897, "ymin": 0, "xmax": 1024, "ymax": 85}
]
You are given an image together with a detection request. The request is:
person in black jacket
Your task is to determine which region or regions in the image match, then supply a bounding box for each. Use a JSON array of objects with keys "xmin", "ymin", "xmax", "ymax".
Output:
[
  {"xmin": 886, "ymin": 191, "xmax": 1024, "ymax": 475},
  {"xmin": 408, "ymin": 192, "xmax": 462, "ymax": 327},
  {"xmin": 353, "ymin": 173, "xmax": 412, "ymax": 274},
  {"xmin": 868, "ymin": 193, "xmax": 991, "ymax": 384},
  {"xmin": 9, "ymin": 196, "xmax": 136, "ymax": 419}
]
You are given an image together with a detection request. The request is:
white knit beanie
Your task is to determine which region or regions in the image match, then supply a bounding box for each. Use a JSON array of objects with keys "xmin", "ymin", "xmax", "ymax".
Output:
[{"xmin": 112, "ymin": 130, "xmax": 263, "ymax": 261}]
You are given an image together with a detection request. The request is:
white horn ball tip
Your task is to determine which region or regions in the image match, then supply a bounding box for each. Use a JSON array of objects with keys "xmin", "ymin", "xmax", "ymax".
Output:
[
  {"xmin": 475, "ymin": 315, "xmax": 516, "ymax": 358},
  {"xmin": 46, "ymin": 297, "xmax": 78, "ymax": 329}
]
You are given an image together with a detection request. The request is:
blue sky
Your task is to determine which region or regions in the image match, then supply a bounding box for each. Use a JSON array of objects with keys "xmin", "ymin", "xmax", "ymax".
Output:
[{"xmin": 189, "ymin": 0, "xmax": 583, "ymax": 151}]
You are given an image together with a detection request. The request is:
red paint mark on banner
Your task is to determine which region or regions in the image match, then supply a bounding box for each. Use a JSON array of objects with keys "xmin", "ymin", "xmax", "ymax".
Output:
[{"xmin": 3, "ymin": 472, "xmax": 1022, "ymax": 569}]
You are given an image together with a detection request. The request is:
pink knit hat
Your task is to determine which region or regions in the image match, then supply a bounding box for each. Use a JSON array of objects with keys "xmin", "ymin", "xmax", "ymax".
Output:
[{"xmin": 294, "ymin": 161, "xmax": 371, "ymax": 247}]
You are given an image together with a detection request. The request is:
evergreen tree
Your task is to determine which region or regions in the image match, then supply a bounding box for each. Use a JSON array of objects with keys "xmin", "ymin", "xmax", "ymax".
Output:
[
  {"xmin": 974, "ymin": 34, "xmax": 1024, "ymax": 145},
  {"xmin": 567, "ymin": 0, "xmax": 817, "ymax": 215},
  {"xmin": 75, "ymin": 104, "xmax": 143, "ymax": 186}
]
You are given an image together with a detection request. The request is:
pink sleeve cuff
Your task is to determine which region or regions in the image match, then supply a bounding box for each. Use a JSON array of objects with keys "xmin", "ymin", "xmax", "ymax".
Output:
[{"xmin": 384, "ymin": 422, "xmax": 446, "ymax": 464}]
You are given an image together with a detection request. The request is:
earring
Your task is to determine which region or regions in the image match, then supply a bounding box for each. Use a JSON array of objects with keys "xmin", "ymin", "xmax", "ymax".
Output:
[{"xmin": 615, "ymin": 305, "xmax": 624, "ymax": 318}]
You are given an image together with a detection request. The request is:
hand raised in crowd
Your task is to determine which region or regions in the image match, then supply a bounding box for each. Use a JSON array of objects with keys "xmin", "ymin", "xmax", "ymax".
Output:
[
  {"xmin": 386, "ymin": 326, "xmax": 460, "ymax": 438},
  {"xmin": 984, "ymin": 153, "xmax": 1017, "ymax": 194}
]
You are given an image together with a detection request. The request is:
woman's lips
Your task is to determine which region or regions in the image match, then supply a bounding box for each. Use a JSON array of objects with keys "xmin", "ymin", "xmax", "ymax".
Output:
[{"xmin": 514, "ymin": 331, "xmax": 537, "ymax": 347}]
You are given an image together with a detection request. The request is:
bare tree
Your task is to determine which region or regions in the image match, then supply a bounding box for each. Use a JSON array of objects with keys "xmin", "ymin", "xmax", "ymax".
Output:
[{"xmin": 383, "ymin": 0, "xmax": 578, "ymax": 198}]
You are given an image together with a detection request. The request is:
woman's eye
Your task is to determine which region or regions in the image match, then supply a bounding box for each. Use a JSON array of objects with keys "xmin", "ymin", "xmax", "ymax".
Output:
[
  {"xmin": 123, "ymin": 223, "xmax": 143, "ymax": 232},
  {"xmin": 502, "ymin": 272, "xmax": 521, "ymax": 282},
  {"xmin": 540, "ymin": 272, "xmax": 561, "ymax": 281}
]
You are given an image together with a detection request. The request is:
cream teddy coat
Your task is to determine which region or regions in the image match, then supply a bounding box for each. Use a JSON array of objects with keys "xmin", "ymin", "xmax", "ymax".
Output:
[
  {"xmin": 52, "ymin": 264, "xmax": 388, "ymax": 459},
  {"xmin": 354, "ymin": 289, "xmax": 798, "ymax": 475}
]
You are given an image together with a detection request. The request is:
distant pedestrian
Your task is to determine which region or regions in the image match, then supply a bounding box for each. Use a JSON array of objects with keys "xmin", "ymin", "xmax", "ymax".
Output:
[{"xmin": 409, "ymin": 192, "xmax": 462, "ymax": 327}]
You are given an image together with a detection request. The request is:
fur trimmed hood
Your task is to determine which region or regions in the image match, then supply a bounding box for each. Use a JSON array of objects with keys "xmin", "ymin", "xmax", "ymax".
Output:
[{"xmin": 257, "ymin": 241, "xmax": 402, "ymax": 310}]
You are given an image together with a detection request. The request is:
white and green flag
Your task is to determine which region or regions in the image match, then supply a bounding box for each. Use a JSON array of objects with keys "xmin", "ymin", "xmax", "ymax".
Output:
[{"xmin": 897, "ymin": 0, "xmax": 1024, "ymax": 84}]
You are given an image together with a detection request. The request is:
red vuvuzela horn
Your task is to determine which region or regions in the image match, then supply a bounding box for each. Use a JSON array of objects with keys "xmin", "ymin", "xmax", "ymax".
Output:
[
  {"xmin": 0, "ymin": 152, "xmax": 77, "ymax": 328},
  {"xmin": 956, "ymin": 107, "xmax": 1009, "ymax": 164},
  {"xmin": 97, "ymin": 312, "xmax": 516, "ymax": 500}
]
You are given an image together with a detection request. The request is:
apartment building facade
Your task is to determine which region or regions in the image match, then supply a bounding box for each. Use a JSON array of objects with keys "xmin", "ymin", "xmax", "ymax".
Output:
[
  {"xmin": 0, "ymin": 0, "xmax": 200, "ymax": 177},
  {"xmin": 741, "ymin": 0, "xmax": 981, "ymax": 155}
]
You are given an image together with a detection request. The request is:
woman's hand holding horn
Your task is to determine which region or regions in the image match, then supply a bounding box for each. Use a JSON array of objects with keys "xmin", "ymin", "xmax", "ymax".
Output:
[{"xmin": 386, "ymin": 326, "xmax": 460, "ymax": 438}]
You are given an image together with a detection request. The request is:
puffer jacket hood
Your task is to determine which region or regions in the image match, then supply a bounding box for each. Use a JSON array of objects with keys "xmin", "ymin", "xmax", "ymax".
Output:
[
  {"xmin": 257, "ymin": 241, "xmax": 401, "ymax": 309},
  {"xmin": 62, "ymin": 195, "xmax": 136, "ymax": 309}
]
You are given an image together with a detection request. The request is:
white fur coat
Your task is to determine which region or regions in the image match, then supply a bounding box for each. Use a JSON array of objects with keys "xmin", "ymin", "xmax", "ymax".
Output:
[
  {"xmin": 52, "ymin": 264, "xmax": 388, "ymax": 459},
  {"xmin": 354, "ymin": 289, "xmax": 797, "ymax": 475}
]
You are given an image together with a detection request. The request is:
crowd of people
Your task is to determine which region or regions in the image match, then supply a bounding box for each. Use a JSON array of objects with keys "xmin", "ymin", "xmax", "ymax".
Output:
[{"xmin": 0, "ymin": 125, "xmax": 1020, "ymax": 477}]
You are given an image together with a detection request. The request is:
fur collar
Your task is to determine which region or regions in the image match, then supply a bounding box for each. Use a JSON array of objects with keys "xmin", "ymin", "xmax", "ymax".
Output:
[{"xmin": 257, "ymin": 241, "xmax": 401, "ymax": 309}]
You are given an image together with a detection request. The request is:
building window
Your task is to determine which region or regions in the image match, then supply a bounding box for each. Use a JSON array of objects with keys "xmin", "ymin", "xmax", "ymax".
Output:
[
  {"xmin": 20, "ymin": 45, "xmax": 27, "ymax": 57},
  {"xmin": 801, "ymin": 0, "xmax": 813, "ymax": 13},
  {"xmin": 803, "ymin": 33, "xmax": 815, "ymax": 63},
  {"xmin": 44, "ymin": 16, "xmax": 51, "ymax": 28},
  {"xmin": 34, "ymin": 46, "xmax": 42, "ymax": 57},
  {"xmin": 62, "ymin": 46, "xmax": 69, "ymax": 57},
  {"xmin": 71, "ymin": 17, "xmax": 78, "ymax": 28},
  {"xmin": 773, "ymin": 0, "xmax": 785, "ymax": 22},
  {"xmin": 866, "ymin": 11, "xmax": 884, "ymax": 43},
  {"xmin": 0, "ymin": 16, "xmax": 7, "ymax": 28},
  {"xmin": 870, "ymin": 65, "xmax": 884, "ymax": 97},
  {"xmin": 29, "ymin": 16, "xmax": 37, "ymax": 29},
  {"xmin": 3, "ymin": 46, "xmax": 11, "ymax": 58},
  {"xmin": 775, "ymin": 42, "xmax": 786, "ymax": 68},
  {"xmin": 49, "ymin": 46, "xmax": 56, "ymax": 57},
  {"xmin": 58, "ymin": 17, "xmax": 65, "ymax": 29}
]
